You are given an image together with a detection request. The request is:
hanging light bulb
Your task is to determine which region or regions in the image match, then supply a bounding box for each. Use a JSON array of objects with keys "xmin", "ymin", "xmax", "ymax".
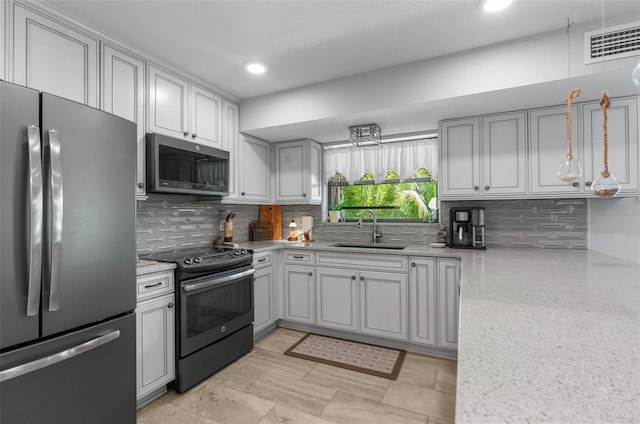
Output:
[
  {"xmin": 591, "ymin": 91, "xmax": 621, "ymax": 198},
  {"xmin": 632, "ymin": 60, "xmax": 640, "ymax": 88},
  {"xmin": 557, "ymin": 88, "xmax": 583, "ymax": 183}
]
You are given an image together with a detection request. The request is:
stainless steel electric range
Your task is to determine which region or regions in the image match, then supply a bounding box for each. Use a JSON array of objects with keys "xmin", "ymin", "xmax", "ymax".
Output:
[{"xmin": 143, "ymin": 247, "xmax": 254, "ymax": 392}]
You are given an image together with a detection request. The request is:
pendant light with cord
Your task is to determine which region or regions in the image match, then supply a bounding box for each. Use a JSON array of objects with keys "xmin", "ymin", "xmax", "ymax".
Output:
[
  {"xmin": 557, "ymin": 88, "xmax": 583, "ymax": 183},
  {"xmin": 591, "ymin": 0, "xmax": 621, "ymax": 198}
]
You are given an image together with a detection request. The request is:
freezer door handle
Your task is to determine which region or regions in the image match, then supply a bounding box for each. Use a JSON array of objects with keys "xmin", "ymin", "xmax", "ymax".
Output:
[
  {"xmin": 26, "ymin": 125, "xmax": 43, "ymax": 316},
  {"xmin": 0, "ymin": 330, "xmax": 120, "ymax": 383},
  {"xmin": 48, "ymin": 130, "xmax": 63, "ymax": 311}
]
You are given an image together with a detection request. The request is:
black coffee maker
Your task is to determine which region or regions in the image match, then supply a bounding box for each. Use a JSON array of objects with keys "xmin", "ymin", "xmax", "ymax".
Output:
[{"xmin": 449, "ymin": 207, "xmax": 486, "ymax": 249}]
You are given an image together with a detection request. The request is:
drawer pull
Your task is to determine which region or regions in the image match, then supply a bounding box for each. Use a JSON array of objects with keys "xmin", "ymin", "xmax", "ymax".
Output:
[
  {"xmin": 144, "ymin": 282, "xmax": 163, "ymax": 289},
  {"xmin": 257, "ymin": 258, "xmax": 267, "ymax": 262},
  {"xmin": 293, "ymin": 255, "xmax": 304, "ymax": 259}
]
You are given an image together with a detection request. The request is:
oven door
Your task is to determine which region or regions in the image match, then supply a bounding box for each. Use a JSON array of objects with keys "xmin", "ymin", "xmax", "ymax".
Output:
[{"xmin": 179, "ymin": 267, "xmax": 254, "ymax": 357}]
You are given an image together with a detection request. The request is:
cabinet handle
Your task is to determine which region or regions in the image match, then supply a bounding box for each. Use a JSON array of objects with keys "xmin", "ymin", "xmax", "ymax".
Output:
[
  {"xmin": 302, "ymin": 193, "xmax": 307, "ymax": 198},
  {"xmin": 484, "ymin": 185, "xmax": 490, "ymax": 191},
  {"xmin": 293, "ymin": 255, "xmax": 304, "ymax": 259},
  {"xmin": 168, "ymin": 303, "xmax": 174, "ymax": 308},
  {"xmin": 572, "ymin": 181, "xmax": 579, "ymax": 187},
  {"xmin": 308, "ymin": 272, "xmax": 313, "ymax": 276},
  {"xmin": 359, "ymin": 276, "xmax": 365, "ymax": 281},
  {"xmin": 351, "ymin": 276, "xmax": 356, "ymax": 280},
  {"xmin": 241, "ymin": 192, "xmax": 246, "ymax": 196},
  {"xmin": 144, "ymin": 282, "xmax": 163, "ymax": 289},
  {"xmin": 474, "ymin": 185, "xmax": 479, "ymax": 191},
  {"xmin": 257, "ymin": 258, "xmax": 266, "ymax": 262},
  {"xmin": 137, "ymin": 182, "xmax": 145, "ymax": 189},
  {"xmin": 585, "ymin": 181, "xmax": 593, "ymax": 187},
  {"xmin": 411, "ymin": 262, "xmax": 416, "ymax": 267},
  {"xmin": 183, "ymin": 131, "xmax": 189, "ymax": 137},
  {"xmin": 192, "ymin": 133, "xmax": 198, "ymax": 139}
]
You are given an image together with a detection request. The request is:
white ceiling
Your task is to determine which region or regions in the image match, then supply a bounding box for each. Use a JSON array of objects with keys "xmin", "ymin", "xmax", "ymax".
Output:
[{"xmin": 41, "ymin": 0, "xmax": 640, "ymax": 101}]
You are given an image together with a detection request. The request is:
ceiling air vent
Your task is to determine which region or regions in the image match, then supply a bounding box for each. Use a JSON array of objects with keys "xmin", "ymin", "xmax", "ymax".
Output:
[{"xmin": 584, "ymin": 21, "xmax": 640, "ymax": 64}]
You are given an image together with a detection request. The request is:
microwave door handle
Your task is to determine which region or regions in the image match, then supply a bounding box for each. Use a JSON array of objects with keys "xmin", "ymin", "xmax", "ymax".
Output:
[
  {"xmin": 47, "ymin": 130, "xmax": 63, "ymax": 311},
  {"xmin": 26, "ymin": 125, "xmax": 43, "ymax": 316}
]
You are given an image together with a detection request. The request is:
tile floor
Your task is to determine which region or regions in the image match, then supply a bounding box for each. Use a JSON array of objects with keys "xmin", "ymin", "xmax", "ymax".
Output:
[{"xmin": 137, "ymin": 328, "xmax": 457, "ymax": 424}]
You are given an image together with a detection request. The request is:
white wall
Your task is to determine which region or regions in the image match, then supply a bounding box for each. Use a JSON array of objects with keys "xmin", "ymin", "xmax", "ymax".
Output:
[
  {"xmin": 240, "ymin": 14, "xmax": 638, "ymax": 134},
  {"xmin": 589, "ymin": 197, "xmax": 640, "ymax": 264}
]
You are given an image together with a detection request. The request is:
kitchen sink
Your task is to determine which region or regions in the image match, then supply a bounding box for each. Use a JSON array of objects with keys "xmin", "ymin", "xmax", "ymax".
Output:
[{"xmin": 330, "ymin": 242, "xmax": 408, "ymax": 250}]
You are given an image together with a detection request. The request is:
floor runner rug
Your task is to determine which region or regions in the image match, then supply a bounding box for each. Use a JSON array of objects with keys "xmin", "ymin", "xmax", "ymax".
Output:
[{"xmin": 284, "ymin": 333, "xmax": 406, "ymax": 380}]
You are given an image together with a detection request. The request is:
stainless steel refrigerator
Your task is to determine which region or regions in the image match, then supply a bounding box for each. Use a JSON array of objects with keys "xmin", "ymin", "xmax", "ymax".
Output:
[{"xmin": 0, "ymin": 80, "xmax": 137, "ymax": 423}]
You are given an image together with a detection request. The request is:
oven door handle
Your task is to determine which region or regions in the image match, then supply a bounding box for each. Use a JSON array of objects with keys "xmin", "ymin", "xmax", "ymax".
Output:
[{"xmin": 182, "ymin": 268, "xmax": 256, "ymax": 292}]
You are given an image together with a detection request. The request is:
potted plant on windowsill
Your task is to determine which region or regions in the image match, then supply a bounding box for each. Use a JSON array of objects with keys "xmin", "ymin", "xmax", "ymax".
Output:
[{"xmin": 328, "ymin": 205, "xmax": 341, "ymax": 223}]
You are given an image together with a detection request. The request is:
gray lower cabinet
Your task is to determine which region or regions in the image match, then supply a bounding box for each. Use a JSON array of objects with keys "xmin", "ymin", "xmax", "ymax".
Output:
[
  {"xmin": 315, "ymin": 267, "xmax": 358, "ymax": 332},
  {"xmin": 409, "ymin": 257, "xmax": 461, "ymax": 350},
  {"xmin": 409, "ymin": 257, "xmax": 438, "ymax": 346},
  {"xmin": 283, "ymin": 265, "xmax": 315, "ymax": 324},
  {"xmin": 136, "ymin": 270, "xmax": 175, "ymax": 405},
  {"xmin": 358, "ymin": 271, "xmax": 408, "ymax": 340},
  {"xmin": 253, "ymin": 252, "xmax": 275, "ymax": 336}
]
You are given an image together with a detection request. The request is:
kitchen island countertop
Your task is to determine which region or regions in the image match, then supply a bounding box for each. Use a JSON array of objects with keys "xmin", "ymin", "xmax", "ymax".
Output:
[{"xmin": 236, "ymin": 240, "xmax": 640, "ymax": 423}]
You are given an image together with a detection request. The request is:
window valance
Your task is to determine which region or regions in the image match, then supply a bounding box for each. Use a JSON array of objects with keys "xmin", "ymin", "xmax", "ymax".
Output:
[{"xmin": 324, "ymin": 138, "xmax": 438, "ymax": 184}]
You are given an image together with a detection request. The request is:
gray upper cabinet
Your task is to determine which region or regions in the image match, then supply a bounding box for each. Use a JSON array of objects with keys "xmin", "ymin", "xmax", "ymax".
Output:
[
  {"xmin": 439, "ymin": 117, "xmax": 481, "ymax": 198},
  {"xmin": 529, "ymin": 104, "xmax": 582, "ymax": 195},
  {"xmin": 101, "ymin": 44, "xmax": 146, "ymax": 198},
  {"xmin": 190, "ymin": 84, "xmax": 223, "ymax": 148},
  {"xmin": 222, "ymin": 100, "xmax": 240, "ymax": 200},
  {"xmin": 147, "ymin": 65, "xmax": 189, "ymax": 139},
  {"xmin": 11, "ymin": 2, "xmax": 99, "ymax": 107},
  {"xmin": 582, "ymin": 96, "xmax": 639, "ymax": 194},
  {"xmin": 274, "ymin": 139, "xmax": 322, "ymax": 205}
]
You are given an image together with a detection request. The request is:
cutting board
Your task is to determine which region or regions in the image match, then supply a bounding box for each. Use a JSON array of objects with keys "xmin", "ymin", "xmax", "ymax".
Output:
[{"xmin": 259, "ymin": 205, "xmax": 282, "ymax": 240}]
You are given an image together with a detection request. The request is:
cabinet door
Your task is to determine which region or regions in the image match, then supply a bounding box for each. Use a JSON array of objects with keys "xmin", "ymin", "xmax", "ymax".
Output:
[
  {"xmin": 275, "ymin": 141, "xmax": 307, "ymax": 203},
  {"xmin": 359, "ymin": 271, "xmax": 408, "ymax": 340},
  {"xmin": 308, "ymin": 141, "xmax": 323, "ymax": 204},
  {"xmin": 190, "ymin": 84, "xmax": 223, "ymax": 148},
  {"xmin": 482, "ymin": 112, "xmax": 526, "ymax": 195},
  {"xmin": 437, "ymin": 259, "xmax": 460, "ymax": 350},
  {"xmin": 222, "ymin": 100, "xmax": 240, "ymax": 199},
  {"xmin": 583, "ymin": 97, "xmax": 639, "ymax": 193},
  {"xmin": 439, "ymin": 118, "xmax": 481, "ymax": 197},
  {"xmin": 409, "ymin": 257, "xmax": 437, "ymax": 346},
  {"xmin": 315, "ymin": 268, "xmax": 358, "ymax": 332},
  {"xmin": 136, "ymin": 293, "xmax": 175, "ymax": 400},
  {"xmin": 284, "ymin": 266, "xmax": 315, "ymax": 324},
  {"xmin": 529, "ymin": 105, "xmax": 582, "ymax": 194},
  {"xmin": 253, "ymin": 267, "xmax": 274, "ymax": 335},
  {"xmin": 101, "ymin": 45, "xmax": 146, "ymax": 198},
  {"xmin": 239, "ymin": 135, "xmax": 271, "ymax": 202},
  {"xmin": 148, "ymin": 65, "xmax": 189, "ymax": 138},
  {"xmin": 13, "ymin": 3, "xmax": 98, "ymax": 107}
]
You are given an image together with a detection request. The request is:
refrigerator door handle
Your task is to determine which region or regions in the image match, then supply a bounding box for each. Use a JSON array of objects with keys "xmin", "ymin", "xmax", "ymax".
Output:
[
  {"xmin": 0, "ymin": 330, "xmax": 120, "ymax": 383},
  {"xmin": 47, "ymin": 129, "xmax": 63, "ymax": 311},
  {"xmin": 26, "ymin": 125, "xmax": 43, "ymax": 316}
]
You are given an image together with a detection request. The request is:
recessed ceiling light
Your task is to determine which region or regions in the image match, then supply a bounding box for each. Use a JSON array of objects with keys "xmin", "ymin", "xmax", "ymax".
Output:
[
  {"xmin": 245, "ymin": 62, "xmax": 267, "ymax": 75},
  {"xmin": 479, "ymin": 0, "xmax": 513, "ymax": 13}
]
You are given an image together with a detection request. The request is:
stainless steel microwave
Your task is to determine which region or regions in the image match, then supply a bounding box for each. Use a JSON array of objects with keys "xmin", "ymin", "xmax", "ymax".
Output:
[{"xmin": 146, "ymin": 133, "xmax": 230, "ymax": 196}]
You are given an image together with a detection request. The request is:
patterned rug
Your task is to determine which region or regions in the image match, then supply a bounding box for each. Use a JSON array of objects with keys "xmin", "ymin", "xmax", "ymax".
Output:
[{"xmin": 284, "ymin": 333, "xmax": 406, "ymax": 380}]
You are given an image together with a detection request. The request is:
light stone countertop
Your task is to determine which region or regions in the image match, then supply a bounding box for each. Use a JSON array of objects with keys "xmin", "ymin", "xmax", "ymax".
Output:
[
  {"xmin": 135, "ymin": 259, "xmax": 176, "ymax": 276},
  {"xmin": 235, "ymin": 240, "xmax": 640, "ymax": 424}
]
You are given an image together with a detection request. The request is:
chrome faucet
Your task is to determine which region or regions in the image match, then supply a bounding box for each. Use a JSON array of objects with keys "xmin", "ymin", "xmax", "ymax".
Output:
[{"xmin": 357, "ymin": 209, "xmax": 383, "ymax": 243}]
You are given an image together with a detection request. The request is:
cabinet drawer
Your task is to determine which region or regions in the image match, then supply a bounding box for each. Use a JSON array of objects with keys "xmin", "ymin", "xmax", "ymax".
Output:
[
  {"xmin": 252, "ymin": 251, "xmax": 273, "ymax": 269},
  {"xmin": 137, "ymin": 271, "xmax": 174, "ymax": 301},
  {"xmin": 315, "ymin": 251, "xmax": 407, "ymax": 273},
  {"xmin": 284, "ymin": 250, "xmax": 314, "ymax": 265}
]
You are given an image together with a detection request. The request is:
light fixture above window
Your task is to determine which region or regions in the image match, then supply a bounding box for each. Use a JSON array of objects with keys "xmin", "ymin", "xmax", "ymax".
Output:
[
  {"xmin": 479, "ymin": 0, "xmax": 513, "ymax": 13},
  {"xmin": 349, "ymin": 124, "xmax": 381, "ymax": 147},
  {"xmin": 245, "ymin": 61, "xmax": 267, "ymax": 75}
]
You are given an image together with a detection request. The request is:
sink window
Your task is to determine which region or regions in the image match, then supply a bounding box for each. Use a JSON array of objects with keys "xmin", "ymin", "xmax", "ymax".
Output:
[{"xmin": 328, "ymin": 169, "xmax": 438, "ymax": 222}]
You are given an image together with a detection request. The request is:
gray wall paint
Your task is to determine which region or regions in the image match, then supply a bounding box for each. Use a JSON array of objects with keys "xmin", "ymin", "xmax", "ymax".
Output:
[{"xmin": 136, "ymin": 197, "xmax": 587, "ymax": 254}]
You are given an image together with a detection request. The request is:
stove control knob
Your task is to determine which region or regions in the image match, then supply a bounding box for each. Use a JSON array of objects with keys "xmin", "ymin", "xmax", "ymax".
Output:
[
  {"xmin": 184, "ymin": 257, "xmax": 193, "ymax": 265},
  {"xmin": 193, "ymin": 257, "xmax": 202, "ymax": 264},
  {"xmin": 241, "ymin": 249, "xmax": 247, "ymax": 254},
  {"xmin": 234, "ymin": 251, "xmax": 241, "ymax": 256}
]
